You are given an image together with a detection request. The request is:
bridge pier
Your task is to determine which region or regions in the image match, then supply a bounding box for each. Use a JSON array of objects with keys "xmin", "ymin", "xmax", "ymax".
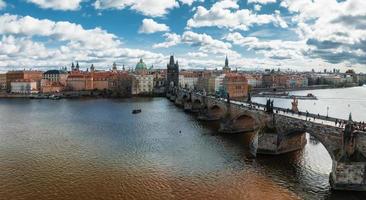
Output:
[{"xmin": 330, "ymin": 161, "xmax": 366, "ymax": 191}]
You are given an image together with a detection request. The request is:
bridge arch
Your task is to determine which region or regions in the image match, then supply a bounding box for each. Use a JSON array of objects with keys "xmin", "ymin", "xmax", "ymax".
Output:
[
  {"xmin": 182, "ymin": 94, "xmax": 189, "ymax": 101},
  {"xmin": 208, "ymin": 104, "xmax": 226, "ymax": 119},
  {"xmin": 230, "ymin": 111, "xmax": 262, "ymax": 132},
  {"xmin": 283, "ymin": 127, "xmax": 339, "ymax": 160}
]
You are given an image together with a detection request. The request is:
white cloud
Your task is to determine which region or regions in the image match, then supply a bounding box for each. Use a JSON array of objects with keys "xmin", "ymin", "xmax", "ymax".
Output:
[
  {"xmin": 0, "ymin": 0, "xmax": 6, "ymax": 10},
  {"xmin": 186, "ymin": 0, "xmax": 288, "ymax": 30},
  {"xmin": 153, "ymin": 30, "xmax": 240, "ymax": 58},
  {"xmin": 0, "ymin": 14, "xmax": 120, "ymax": 49},
  {"xmin": 224, "ymin": 32, "xmax": 308, "ymax": 60},
  {"xmin": 247, "ymin": 0, "xmax": 276, "ymax": 5},
  {"xmin": 26, "ymin": 0, "xmax": 83, "ymax": 11},
  {"xmin": 181, "ymin": 31, "xmax": 240, "ymax": 58},
  {"xmin": 187, "ymin": 52, "xmax": 207, "ymax": 58},
  {"xmin": 94, "ymin": 0, "xmax": 179, "ymax": 17},
  {"xmin": 138, "ymin": 19, "xmax": 170, "ymax": 34},
  {"xmin": 281, "ymin": 0, "xmax": 366, "ymax": 64},
  {"xmin": 179, "ymin": 0, "xmax": 202, "ymax": 6},
  {"xmin": 254, "ymin": 4, "xmax": 262, "ymax": 11},
  {"xmin": 153, "ymin": 32, "xmax": 181, "ymax": 48},
  {"xmin": 0, "ymin": 14, "xmax": 166, "ymax": 70}
]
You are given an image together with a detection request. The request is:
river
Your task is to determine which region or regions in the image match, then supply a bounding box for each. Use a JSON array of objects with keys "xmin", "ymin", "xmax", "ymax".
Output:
[{"xmin": 1, "ymin": 87, "xmax": 366, "ymax": 200}]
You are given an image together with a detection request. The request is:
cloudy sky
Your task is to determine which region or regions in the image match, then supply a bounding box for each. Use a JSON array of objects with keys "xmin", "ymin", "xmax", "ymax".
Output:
[{"xmin": 0, "ymin": 0, "xmax": 365, "ymax": 72}]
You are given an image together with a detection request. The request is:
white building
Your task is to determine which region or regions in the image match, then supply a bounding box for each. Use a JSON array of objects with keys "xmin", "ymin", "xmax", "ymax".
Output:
[
  {"xmin": 214, "ymin": 74, "xmax": 226, "ymax": 92},
  {"xmin": 11, "ymin": 80, "xmax": 38, "ymax": 94},
  {"xmin": 132, "ymin": 75, "xmax": 154, "ymax": 95}
]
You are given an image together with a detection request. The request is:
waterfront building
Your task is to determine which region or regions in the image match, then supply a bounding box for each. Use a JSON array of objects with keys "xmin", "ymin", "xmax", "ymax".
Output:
[
  {"xmin": 11, "ymin": 79, "xmax": 38, "ymax": 94},
  {"xmin": 43, "ymin": 70, "xmax": 68, "ymax": 86},
  {"xmin": 0, "ymin": 73, "xmax": 6, "ymax": 91},
  {"xmin": 132, "ymin": 74, "xmax": 154, "ymax": 95},
  {"xmin": 92, "ymin": 71, "xmax": 113, "ymax": 90},
  {"xmin": 41, "ymin": 80, "xmax": 65, "ymax": 93},
  {"xmin": 66, "ymin": 73, "xmax": 93, "ymax": 91},
  {"xmin": 167, "ymin": 55, "xmax": 179, "ymax": 87},
  {"xmin": 131, "ymin": 59, "xmax": 154, "ymax": 95},
  {"xmin": 6, "ymin": 70, "xmax": 43, "ymax": 90},
  {"xmin": 223, "ymin": 73, "xmax": 249, "ymax": 98},
  {"xmin": 222, "ymin": 56, "xmax": 231, "ymax": 74}
]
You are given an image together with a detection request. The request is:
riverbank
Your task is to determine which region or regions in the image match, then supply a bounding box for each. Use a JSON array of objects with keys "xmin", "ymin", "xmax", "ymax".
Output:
[
  {"xmin": 251, "ymin": 84, "xmax": 358, "ymax": 94},
  {"xmin": 0, "ymin": 91, "xmax": 166, "ymax": 99}
]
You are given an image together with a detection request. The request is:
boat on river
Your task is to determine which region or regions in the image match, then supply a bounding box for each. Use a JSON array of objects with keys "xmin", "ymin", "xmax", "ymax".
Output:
[{"xmin": 132, "ymin": 109, "xmax": 142, "ymax": 114}]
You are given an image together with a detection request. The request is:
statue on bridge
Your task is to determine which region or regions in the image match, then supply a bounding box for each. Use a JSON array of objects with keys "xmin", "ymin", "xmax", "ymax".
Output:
[
  {"xmin": 266, "ymin": 99, "xmax": 274, "ymax": 113},
  {"xmin": 291, "ymin": 97, "xmax": 299, "ymax": 113},
  {"xmin": 247, "ymin": 92, "xmax": 251, "ymax": 103},
  {"xmin": 227, "ymin": 93, "xmax": 230, "ymax": 104},
  {"xmin": 343, "ymin": 113, "xmax": 356, "ymax": 159}
]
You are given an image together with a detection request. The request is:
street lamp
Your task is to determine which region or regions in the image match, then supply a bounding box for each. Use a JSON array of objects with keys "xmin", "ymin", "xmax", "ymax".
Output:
[{"xmin": 327, "ymin": 106, "xmax": 329, "ymax": 118}]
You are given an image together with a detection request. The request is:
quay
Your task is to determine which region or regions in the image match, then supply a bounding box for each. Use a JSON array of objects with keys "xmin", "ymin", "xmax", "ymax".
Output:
[{"xmin": 167, "ymin": 87, "xmax": 366, "ymax": 192}]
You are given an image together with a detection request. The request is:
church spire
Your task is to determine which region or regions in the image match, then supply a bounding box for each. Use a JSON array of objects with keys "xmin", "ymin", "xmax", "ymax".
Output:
[
  {"xmin": 169, "ymin": 55, "xmax": 175, "ymax": 66},
  {"xmin": 225, "ymin": 55, "xmax": 229, "ymax": 68},
  {"xmin": 112, "ymin": 62, "xmax": 117, "ymax": 71}
]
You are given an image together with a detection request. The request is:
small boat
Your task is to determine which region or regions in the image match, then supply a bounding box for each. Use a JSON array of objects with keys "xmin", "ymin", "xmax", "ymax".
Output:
[
  {"xmin": 132, "ymin": 109, "xmax": 142, "ymax": 114},
  {"xmin": 49, "ymin": 95, "xmax": 61, "ymax": 100}
]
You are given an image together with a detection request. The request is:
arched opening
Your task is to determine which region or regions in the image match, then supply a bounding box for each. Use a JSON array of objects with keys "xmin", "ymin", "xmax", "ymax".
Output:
[
  {"xmin": 208, "ymin": 105, "xmax": 224, "ymax": 119},
  {"xmin": 232, "ymin": 114, "xmax": 258, "ymax": 132},
  {"xmin": 182, "ymin": 94, "xmax": 189, "ymax": 101},
  {"xmin": 192, "ymin": 99, "xmax": 202, "ymax": 111}
]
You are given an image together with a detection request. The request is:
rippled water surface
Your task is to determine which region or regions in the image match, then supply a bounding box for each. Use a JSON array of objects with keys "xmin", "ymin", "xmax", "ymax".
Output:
[{"xmin": 1, "ymin": 87, "xmax": 366, "ymax": 200}]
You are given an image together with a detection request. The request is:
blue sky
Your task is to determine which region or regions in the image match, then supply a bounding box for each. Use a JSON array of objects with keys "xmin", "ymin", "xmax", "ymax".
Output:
[{"xmin": 0, "ymin": 0, "xmax": 365, "ymax": 72}]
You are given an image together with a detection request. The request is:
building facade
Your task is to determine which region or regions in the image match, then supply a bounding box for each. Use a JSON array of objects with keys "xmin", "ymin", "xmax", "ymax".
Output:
[
  {"xmin": 0, "ymin": 73, "xmax": 6, "ymax": 91},
  {"xmin": 43, "ymin": 70, "xmax": 68, "ymax": 86},
  {"xmin": 11, "ymin": 80, "xmax": 38, "ymax": 94},
  {"xmin": 179, "ymin": 71, "xmax": 199, "ymax": 89},
  {"xmin": 6, "ymin": 70, "xmax": 43, "ymax": 90},
  {"xmin": 223, "ymin": 73, "xmax": 249, "ymax": 98},
  {"xmin": 132, "ymin": 75, "xmax": 154, "ymax": 95}
]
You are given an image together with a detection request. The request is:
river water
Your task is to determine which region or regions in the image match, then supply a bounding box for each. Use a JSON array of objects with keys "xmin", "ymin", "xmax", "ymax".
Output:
[{"xmin": 1, "ymin": 87, "xmax": 366, "ymax": 200}]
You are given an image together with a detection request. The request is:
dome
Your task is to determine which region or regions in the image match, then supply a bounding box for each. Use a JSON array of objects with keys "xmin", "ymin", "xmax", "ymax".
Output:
[{"xmin": 135, "ymin": 58, "xmax": 147, "ymax": 71}]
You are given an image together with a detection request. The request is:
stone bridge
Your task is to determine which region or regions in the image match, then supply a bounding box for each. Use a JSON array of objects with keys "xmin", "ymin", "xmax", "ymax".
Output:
[{"xmin": 167, "ymin": 88, "xmax": 366, "ymax": 191}]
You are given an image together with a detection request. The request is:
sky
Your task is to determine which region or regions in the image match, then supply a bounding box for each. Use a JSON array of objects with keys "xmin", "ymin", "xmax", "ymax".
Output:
[{"xmin": 0, "ymin": 0, "xmax": 365, "ymax": 72}]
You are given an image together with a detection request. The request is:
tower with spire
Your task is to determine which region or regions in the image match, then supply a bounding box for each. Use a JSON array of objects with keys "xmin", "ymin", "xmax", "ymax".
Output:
[
  {"xmin": 76, "ymin": 62, "xmax": 80, "ymax": 71},
  {"xmin": 167, "ymin": 54, "xmax": 179, "ymax": 87},
  {"xmin": 112, "ymin": 62, "xmax": 117, "ymax": 72},
  {"xmin": 223, "ymin": 56, "xmax": 231, "ymax": 73}
]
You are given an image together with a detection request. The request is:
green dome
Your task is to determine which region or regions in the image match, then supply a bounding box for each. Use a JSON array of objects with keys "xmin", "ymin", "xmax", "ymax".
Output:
[{"xmin": 135, "ymin": 58, "xmax": 147, "ymax": 70}]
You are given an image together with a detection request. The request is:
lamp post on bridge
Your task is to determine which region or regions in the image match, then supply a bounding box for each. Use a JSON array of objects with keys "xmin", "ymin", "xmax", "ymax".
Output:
[{"xmin": 327, "ymin": 106, "xmax": 329, "ymax": 118}]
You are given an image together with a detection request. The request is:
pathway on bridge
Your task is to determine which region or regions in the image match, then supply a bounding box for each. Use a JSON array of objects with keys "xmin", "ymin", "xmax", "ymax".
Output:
[{"xmin": 206, "ymin": 95, "xmax": 347, "ymax": 129}]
